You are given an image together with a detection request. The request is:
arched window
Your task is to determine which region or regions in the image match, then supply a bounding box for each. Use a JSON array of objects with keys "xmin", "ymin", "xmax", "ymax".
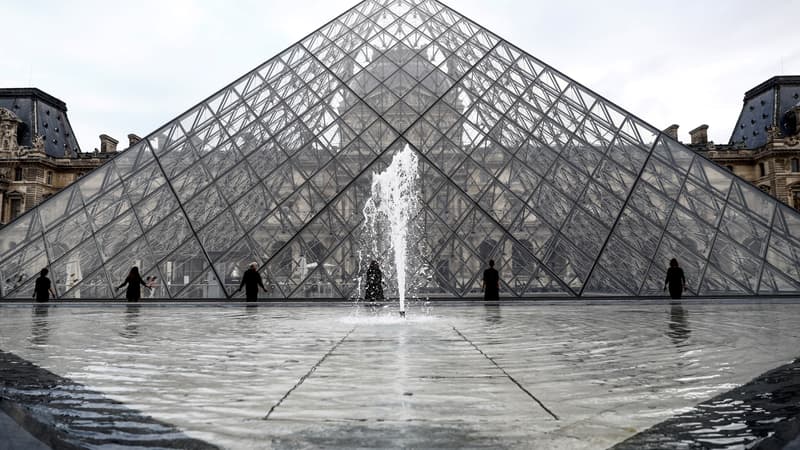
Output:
[
  {"xmin": 759, "ymin": 162, "xmax": 766, "ymax": 177},
  {"xmin": 759, "ymin": 185, "xmax": 771, "ymax": 194},
  {"xmin": 10, "ymin": 197, "xmax": 22, "ymax": 219},
  {"xmin": 792, "ymin": 158, "xmax": 800, "ymax": 173}
]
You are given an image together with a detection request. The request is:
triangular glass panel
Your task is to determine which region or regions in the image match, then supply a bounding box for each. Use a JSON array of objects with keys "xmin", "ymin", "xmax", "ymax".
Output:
[
  {"xmin": 689, "ymin": 158, "xmax": 733, "ymax": 197},
  {"xmin": 145, "ymin": 209, "xmax": 194, "ymax": 262},
  {"xmin": 582, "ymin": 265, "xmax": 636, "ymax": 296},
  {"xmin": 60, "ymin": 267, "xmax": 112, "ymax": 300},
  {"xmin": 678, "ymin": 180, "xmax": 725, "ymax": 227},
  {"xmin": 541, "ymin": 236, "xmax": 592, "ymax": 292},
  {"xmin": 707, "ymin": 234, "xmax": 760, "ymax": 293},
  {"xmin": 666, "ymin": 206, "xmax": 717, "ymax": 259},
  {"xmin": 95, "ymin": 210, "xmax": 144, "ymax": 263},
  {"xmin": 0, "ymin": 211, "xmax": 42, "ymax": 261},
  {"xmin": 699, "ymin": 263, "xmax": 750, "ymax": 295},
  {"xmin": 51, "ymin": 238, "xmax": 103, "ymax": 296},
  {"xmin": 157, "ymin": 237, "xmax": 212, "ymax": 299},
  {"xmin": 594, "ymin": 233, "xmax": 651, "ymax": 294},
  {"xmin": 4, "ymin": 0, "xmax": 800, "ymax": 300},
  {"xmin": 759, "ymin": 264, "xmax": 800, "ymax": 294},
  {"xmin": 173, "ymin": 267, "xmax": 225, "ymax": 299},
  {"xmin": 0, "ymin": 237, "xmax": 49, "ymax": 295}
]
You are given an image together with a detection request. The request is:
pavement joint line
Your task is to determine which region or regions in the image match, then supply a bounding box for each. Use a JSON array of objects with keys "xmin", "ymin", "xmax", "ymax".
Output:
[
  {"xmin": 263, "ymin": 326, "xmax": 356, "ymax": 420},
  {"xmin": 451, "ymin": 325, "xmax": 560, "ymax": 421}
]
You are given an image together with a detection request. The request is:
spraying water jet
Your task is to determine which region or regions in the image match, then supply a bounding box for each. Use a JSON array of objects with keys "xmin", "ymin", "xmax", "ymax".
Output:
[{"xmin": 361, "ymin": 145, "xmax": 419, "ymax": 317}]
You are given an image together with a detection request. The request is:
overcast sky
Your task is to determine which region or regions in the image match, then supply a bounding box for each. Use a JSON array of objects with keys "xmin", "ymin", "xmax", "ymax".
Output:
[{"xmin": 2, "ymin": 0, "xmax": 798, "ymax": 152}]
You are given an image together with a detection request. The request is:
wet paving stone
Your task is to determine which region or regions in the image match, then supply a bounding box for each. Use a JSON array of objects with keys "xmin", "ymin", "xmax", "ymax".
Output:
[
  {"xmin": 612, "ymin": 357, "xmax": 800, "ymax": 449},
  {"xmin": 0, "ymin": 349, "xmax": 218, "ymax": 449},
  {"xmin": 0, "ymin": 301, "xmax": 798, "ymax": 449}
]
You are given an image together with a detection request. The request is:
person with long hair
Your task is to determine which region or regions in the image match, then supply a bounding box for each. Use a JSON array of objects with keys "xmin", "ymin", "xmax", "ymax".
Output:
[
  {"xmin": 364, "ymin": 260, "xmax": 384, "ymax": 303},
  {"xmin": 664, "ymin": 258, "xmax": 687, "ymax": 299},
  {"xmin": 117, "ymin": 266, "xmax": 150, "ymax": 302}
]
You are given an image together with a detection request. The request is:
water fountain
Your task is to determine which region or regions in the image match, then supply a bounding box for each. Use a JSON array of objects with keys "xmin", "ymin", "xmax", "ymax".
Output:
[{"xmin": 360, "ymin": 145, "xmax": 420, "ymax": 317}]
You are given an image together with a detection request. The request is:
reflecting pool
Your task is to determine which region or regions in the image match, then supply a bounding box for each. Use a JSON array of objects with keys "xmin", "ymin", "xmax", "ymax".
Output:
[{"xmin": 0, "ymin": 301, "xmax": 798, "ymax": 449}]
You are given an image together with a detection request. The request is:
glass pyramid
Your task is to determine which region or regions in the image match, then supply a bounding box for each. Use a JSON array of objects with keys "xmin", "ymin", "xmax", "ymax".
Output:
[{"xmin": 2, "ymin": 0, "xmax": 800, "ymax": 300}]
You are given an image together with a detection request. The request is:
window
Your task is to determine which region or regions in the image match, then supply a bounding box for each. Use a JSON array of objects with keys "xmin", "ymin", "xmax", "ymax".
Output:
[
  {"xmin": 759, "ymin": 185, "xmax": 771, "ymax": 194},
  {"xmin": 14, "ymin": 167, "xmax": 22, "ymax": 181},
  {"xmin": 759, "ymin": 162, "xmax": 766, "ymax": 177},
  {"xmin": 46, "ymin": 171, "xmax": 53, "ymax": 185},
  {"xmin": 794, "ymin": 189, "xmax": 800, "ymax": 210},
  {"xmin": 792, "ymin": 158, "xmax": 800, "ymax": 173},
  {"xmin": 726, "ymin": 165, "xmax": 734, "ymax": 171},
  {"xmin": 10, "ymin": 198, "xmax": 22, "ymax": 220}
]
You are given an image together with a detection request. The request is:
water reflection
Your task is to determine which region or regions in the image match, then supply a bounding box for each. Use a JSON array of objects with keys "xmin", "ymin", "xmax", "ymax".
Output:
[
  {"xmin": 483, "ymin": 303, "xmax": 502, "ymax": 324},
  {"xmin": 667, "ymin": 301, "xmax": 690, "ymax": 346},
  {"xmin": 121, "ymin": 304, "xmax": 141, "ymax": 339},
  {"xmin": 30, "ymin": 304, "xmax": 50, "ymax": 346}
]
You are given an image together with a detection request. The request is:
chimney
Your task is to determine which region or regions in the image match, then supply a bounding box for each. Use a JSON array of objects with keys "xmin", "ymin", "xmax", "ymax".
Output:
[
  {"xmin": 127, "ymin": 133, "xmax": 142, "ymax": 147},
  {"xmin": 99, "ymin": 134, "xmax": 119, "ymax": 153},
  {"xmin": 663, "ymin": 124, "xmax": 679, "ymax": 141},
  {"xmin": 689, "ymin": 125, "xmax": 708, "ymax": 145}
]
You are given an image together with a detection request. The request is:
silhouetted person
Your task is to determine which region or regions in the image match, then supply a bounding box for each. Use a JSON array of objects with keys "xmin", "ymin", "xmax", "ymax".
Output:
[
  {"xmin": 117, "ymin": 266, "xmax": 150, "ymax": 302},
  {"xmin": 482, "ymin": 259, "xmax": 499, "ymax": 301},
  {"xmin": 235, "ymin": 262, "xmax": 267, "ymax": 302},
  {"xmin": 32, "ymin": 268, "xmax": 56, "ymax": 302},
  {"xmin": 365, "ymin": 260, "xmax": 384, "ymax": 303},
  {"xmin": 664, "ymin": 258, "xmax": 687, "ymax": 299}
]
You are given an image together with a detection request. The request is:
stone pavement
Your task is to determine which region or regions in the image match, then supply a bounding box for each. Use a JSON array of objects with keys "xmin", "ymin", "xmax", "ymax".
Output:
[
  {"xmin": 1, "ymin": 301, "xmax": 800, "ymax": 448},
  {"xmin": 0, "ymin": 407, "xmax": 49, "ymax": 450},
  {"xmin": 0, "ymin": 349, "xmax": 218, "ymax": 449},
  {"xmin": 612, "ymin": 357, "xmax": 800, "ymax": 449}
]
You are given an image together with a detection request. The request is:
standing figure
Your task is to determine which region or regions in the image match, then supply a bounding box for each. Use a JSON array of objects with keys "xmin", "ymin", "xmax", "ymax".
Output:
[
  {"xmin": 481, "ymin": 259, "xmax": 499, "ymax": 301},
  {"xmin": 235, "ymin": 262, "xmax": 267, "ymax": 302},
  {"xmin": 32, "ymin": 268, "xmax": 56, "ymax": 302},
  {"xmin": 664, "ymin": 258, "xmax": 687, "ymax": 299},
  {"xmin": 364, "ymin": 260, "xmax": 384, "ymax": 303},
  {"xmin": 117, "ymin": 267, "xmax": 150, "ymax": 302}
]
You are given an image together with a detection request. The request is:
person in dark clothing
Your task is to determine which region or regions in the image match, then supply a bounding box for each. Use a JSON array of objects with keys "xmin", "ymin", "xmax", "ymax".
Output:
[
  {"xmin": 364, "ymin": 260, "xmax": 384, "ymax": 304},
  {"xmin": 482, "ymin": 259, "xmax": 500, "ymax": 301},
  {"xmin": 117, "ymin": 266, "xmax": 150, "ymax": 302},
  {"xmin": 235, "ymin": 262, "xmax": 267, "ymax": 302},
  {"xmin": 32, "ymin": 268, "xmax": 56, "ymax": 302},
  {"xmin": 664, "ymin": 258, "xmax": 687, "ymax": 299}
]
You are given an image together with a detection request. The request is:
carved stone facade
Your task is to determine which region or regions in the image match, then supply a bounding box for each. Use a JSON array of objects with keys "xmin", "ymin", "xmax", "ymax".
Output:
[
  {"xmin": 673, "ymin": 76, "xmax": 800, "ymax": 210},
  {"xmin": 0, "ymin": 95, "xmax": 122, "ymax": 225}
]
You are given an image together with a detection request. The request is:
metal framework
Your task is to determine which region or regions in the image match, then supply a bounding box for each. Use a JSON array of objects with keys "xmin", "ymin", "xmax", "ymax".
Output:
[{"xmin": 2, "ymin": 0, "xmax": 800, "ymax": 300}]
